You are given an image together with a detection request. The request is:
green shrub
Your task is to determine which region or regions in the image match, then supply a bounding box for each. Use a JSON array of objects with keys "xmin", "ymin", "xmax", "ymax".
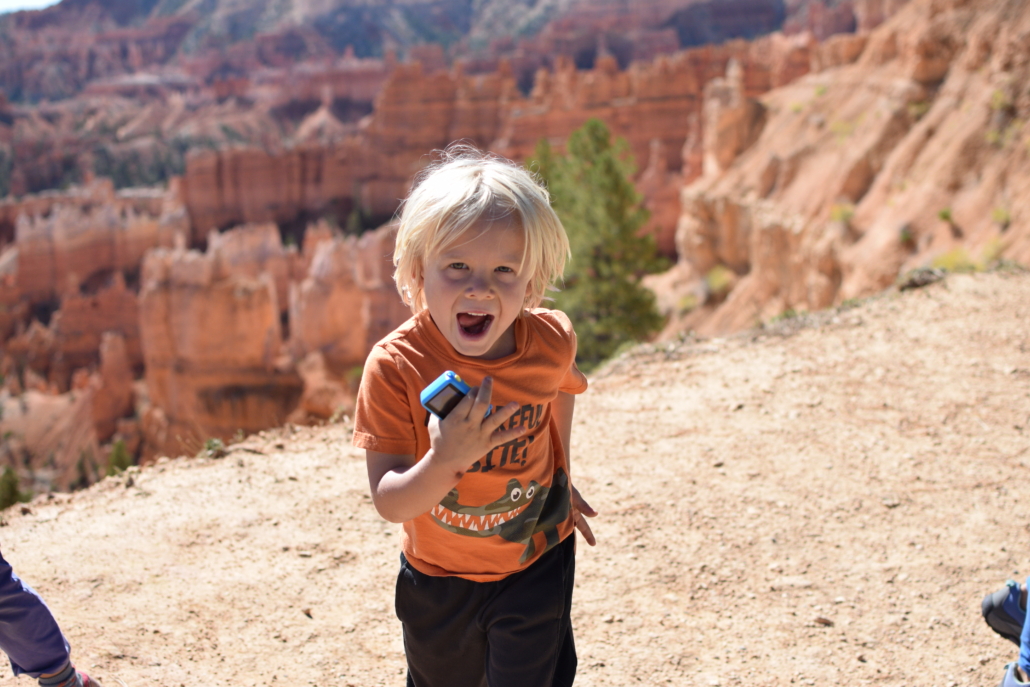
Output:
[
  {"xmin": 677, "ymin": 293, "xmax": 699, "ymax": 315},
  {"xmin": 346, "ymin": 365, "xmax": 364, "ymax": 393},
  {"xmin": 931, "ymin": 248, "xmax": 976, "ymax": 273},
  {"xmin": 0, "ymin": 467, "xmax": 29, "ymax": 511},
  {"xmin": 990, "ymin": 89, "xmax": 1012, "ymax": 112},
  {"xmin": 898, "ymin": 224, "xmax": 914, "ymax": 246},
  {"xmin": 769, "ymin": 307, "xmax": 799, "ymax": 324},
  {"xmin": 992, "ymin": 207, "xmax": 1011, "ymax": 229},
  {"xmin": 981, "ymin": 238, "xmax": 1004, "ymax": 265},
  {"xmin": 907, "ymin": 101, "xmax": 930, "ymax": 120},
  {"xmin": 830, "ymin": 203, "xmax": 855, "ymax": 224},
  {"xmin": 705, "ymin": 265, "xmax": 735, "ymax": 301},
  {"xmin": 937, "ymin": 207, "xmax": 953, "ymax": 223},
  {"xmin": 830, "ymin": 120, "xmax": 854, "ymax": 140},
  {"xmin": 106, "ymin": 439, "xmax": 133, "ymax": 476},
  {"xmin": 204, "ymin": 437, "xmax": 227, "ymax": 458}
]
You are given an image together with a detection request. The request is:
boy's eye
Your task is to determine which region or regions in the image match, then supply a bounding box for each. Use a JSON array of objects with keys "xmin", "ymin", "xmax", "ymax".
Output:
[
  {"xmin": 496, "ymin": 266, "xmax": 514, "ymax": 273},
  {"xmin": 448, "ymin": 262, "xmax": 467, "ymax": 270}
]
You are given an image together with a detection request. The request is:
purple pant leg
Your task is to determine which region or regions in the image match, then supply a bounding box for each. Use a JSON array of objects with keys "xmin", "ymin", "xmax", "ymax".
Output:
[
  {"xmin": 0, "ymin": 550, "xmax": 71, "ymax": 678},
  {"xmin": 1020, "ymin": 576, "xmax": 1030, "ymax": 675}
]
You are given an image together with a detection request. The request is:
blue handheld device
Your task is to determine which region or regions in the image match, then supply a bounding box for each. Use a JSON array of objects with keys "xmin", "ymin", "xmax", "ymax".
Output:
[{"xmin": 420, "ymin": 371, "xmax": 492, "ymax": 419}]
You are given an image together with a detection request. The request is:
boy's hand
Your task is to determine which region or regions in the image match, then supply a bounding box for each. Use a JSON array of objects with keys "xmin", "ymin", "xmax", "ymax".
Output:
[
  {"xmin": 427, "ymin": 376, "xmax": 525, "ymax": 476},
  {"xmin": 571, "ymin": 486, "xmax": 597, "ymax": 546}
]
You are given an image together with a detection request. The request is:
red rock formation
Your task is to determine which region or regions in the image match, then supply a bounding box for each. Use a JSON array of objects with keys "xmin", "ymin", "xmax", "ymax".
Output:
[
  {"xmin": 207, "ymin": 223, "xmax": 292, "ymax": 314},
  {"xmin": 701, "ymin": 60, "xmax": 769, "ymax": 178},
  {"xmin": 0, "ymin": 180, "xmax": 185, "ymax": 391},
  {"xmin": 181, "ymin": 144, "xmax": 360, "ymax": 239},
  {"xmin": 138, "ymin": 237, "xmax": 302, "ymax": 458},
  {"xmin": 288, "ymin": 223, "xmax": 409, "ymax": 374},
  {"xmin": 289, "ymin": 351, "xmax": 352, "ymax": 423},
  {"xmin": 91, "ymin": 331, "xmax": 134, "ymax": 443},
  {"xmin": 660, "ymin": 0, "xmax": 1030, "ymax": 338},
  {"xmin": 0, "ymin": 386, "xmax": 103, "ymax": 491},
  {"xmin": 12, "ymin": 179, "xmax": 183, "ymax": 302},
  {"xmin": 179, "ymin": 31, "xmax": 821, "ymax": 253},
  {"xmin": 48, "ymin": 273, "xmax": 141, "ymax": 390},
  {"xmin": 133, "ymin": 217, "xmax": 410, "ymax": 458},
  {"xmin": 637, "ymin": 139, "xmax": 683, "ymax": 258}
]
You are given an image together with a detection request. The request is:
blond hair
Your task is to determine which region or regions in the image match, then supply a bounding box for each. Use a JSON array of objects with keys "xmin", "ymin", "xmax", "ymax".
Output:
[{"xmin": 393, "ymin": 144, "xmax": 569, "ymax": 313}]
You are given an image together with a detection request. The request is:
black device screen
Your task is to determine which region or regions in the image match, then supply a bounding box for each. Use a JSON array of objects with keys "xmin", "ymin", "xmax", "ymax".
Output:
[{"xmin": 426, "ymin": 384, "xmax": 465, "ymax": 418}]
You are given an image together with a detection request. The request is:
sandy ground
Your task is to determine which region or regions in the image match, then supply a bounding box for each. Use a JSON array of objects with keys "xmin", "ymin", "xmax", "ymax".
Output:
[{"xmin": 1, "ymin": 269, "xmax": 1028, "ymax": 687}]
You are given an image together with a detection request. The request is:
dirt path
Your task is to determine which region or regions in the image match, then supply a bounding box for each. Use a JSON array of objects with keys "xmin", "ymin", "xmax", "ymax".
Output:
[{"xmin": 1, "ymin": 270, "xmax": 1028, "ymax": 687}]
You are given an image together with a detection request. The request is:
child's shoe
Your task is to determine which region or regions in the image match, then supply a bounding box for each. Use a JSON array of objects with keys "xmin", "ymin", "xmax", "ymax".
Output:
[
  {"xmin": 999, "ymin": 663, "xmax": 1030, "ymax": 687},
  {"xmin": 983, "ymin": 580, "xmax": 1027, "ymax": 646},
  {"xmin": 37, "ymin": 663, "xmax": 102, "ymax": 687}
]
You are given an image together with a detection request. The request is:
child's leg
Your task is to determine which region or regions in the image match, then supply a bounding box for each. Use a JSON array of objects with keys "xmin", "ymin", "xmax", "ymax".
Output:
[
  {"xmin": 0, "ymin": 550, "xmax": 72, "ymax": 678},
  {"xmin": 483, "ymin": 535, "xmax": 577, "ymax": 687},
  {"xmin": 394, "ymin": 536, "xmax": 577, "ymax": 687},
  {"xmin": 395, "ymin": 555, "xmax": 489, "ymax": 687}
]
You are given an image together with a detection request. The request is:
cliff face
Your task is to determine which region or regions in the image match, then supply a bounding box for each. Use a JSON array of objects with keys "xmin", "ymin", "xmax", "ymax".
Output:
[
  {"xmin": 138, "ymin": 233, "xmax": 299, "ymax": 459},
  {"xmin": 655, "ymin": 0, "xmax": 1030, "ymax": 337},
  {"xmin": 136, "ymin": 220, "xmax": 405, "ymax": 459},
  {"xmin": 180, "ymin": 30, "xmax": 819, "ymax": 257}
]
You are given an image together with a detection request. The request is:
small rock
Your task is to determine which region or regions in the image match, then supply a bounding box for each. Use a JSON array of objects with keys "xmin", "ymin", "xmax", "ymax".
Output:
[{"xmin": 769, "ymin": 576, "xmax": 812, "ymax": 591}]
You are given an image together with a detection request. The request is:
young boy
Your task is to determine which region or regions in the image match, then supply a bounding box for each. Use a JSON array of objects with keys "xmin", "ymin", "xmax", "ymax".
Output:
[{"xmin": 352, "ymin": 145, "xmax": 596, "ymax": 687}]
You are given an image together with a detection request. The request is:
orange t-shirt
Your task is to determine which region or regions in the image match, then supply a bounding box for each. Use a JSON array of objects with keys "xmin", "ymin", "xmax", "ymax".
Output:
[{"xmin": 352, "ymin": 308, "xmax": 589, "ymax": 582}]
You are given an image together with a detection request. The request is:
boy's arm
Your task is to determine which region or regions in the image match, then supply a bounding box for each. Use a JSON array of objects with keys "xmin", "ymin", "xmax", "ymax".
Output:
[
  {"xmin": 552, "ymin": 390, "xmax": 597, "ymax": 545},
  {"xmin": 366, "ymin": 450, "xmax": 462, "ymax": 523},
  {"xmin": 365, "ymin": 376, "xmax": 526, "ymax": 523}
]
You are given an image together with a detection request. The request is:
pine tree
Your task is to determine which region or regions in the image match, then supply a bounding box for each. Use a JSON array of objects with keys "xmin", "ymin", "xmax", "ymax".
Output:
[{"xmin": 530, "ymin": 119, "xmax": 666, "ymax": 370}]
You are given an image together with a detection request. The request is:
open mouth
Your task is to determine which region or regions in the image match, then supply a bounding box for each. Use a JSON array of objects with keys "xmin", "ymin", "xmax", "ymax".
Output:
[{"xmin": 457, "ymin": 312, "xmax": 494, "ymax": 337}]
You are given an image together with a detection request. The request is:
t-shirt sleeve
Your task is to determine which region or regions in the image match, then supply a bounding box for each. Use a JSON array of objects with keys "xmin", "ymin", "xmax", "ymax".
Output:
[
  {"xmin": 549, "ymin": 310, "xmax": 589, "ymax": 395},
  {"xmin": 352, "ymin": 345, "xmax": 419, "ymax": 455},
  {"xmin": 560, "ymin": 359, "xmax": 589, "ymax": 395}
]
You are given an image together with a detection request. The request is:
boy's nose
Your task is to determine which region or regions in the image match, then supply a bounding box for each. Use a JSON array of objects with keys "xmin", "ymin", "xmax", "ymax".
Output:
[{"xmin": 466, "ymin": 275, "xmax": 493, "ymax": 297}]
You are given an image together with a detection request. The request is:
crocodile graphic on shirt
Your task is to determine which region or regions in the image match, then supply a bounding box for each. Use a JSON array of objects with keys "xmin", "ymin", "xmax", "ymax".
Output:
[{"xmin": 429, "ymin": 469, "xmax": 571, "ymax": 563}]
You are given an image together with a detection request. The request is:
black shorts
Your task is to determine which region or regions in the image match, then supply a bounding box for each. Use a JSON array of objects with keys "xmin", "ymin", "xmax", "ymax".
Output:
[{"xmin": 395, "ymin": 535, "xmax": 577, "ymax": 687}]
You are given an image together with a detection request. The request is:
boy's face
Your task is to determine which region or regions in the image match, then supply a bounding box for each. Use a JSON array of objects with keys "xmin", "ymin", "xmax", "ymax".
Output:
[{"xmin": 422, "ymin": 221, "xmax": 532, "ymax": 360}]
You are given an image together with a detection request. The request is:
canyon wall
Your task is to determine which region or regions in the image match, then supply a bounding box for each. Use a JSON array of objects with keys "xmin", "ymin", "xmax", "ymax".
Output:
[
  {"xmin": 180, "ymin": 30, "xmax": 819, "ymax": 257},
  {"xmin": 655, "ymin": 0, "xmax": 1030, "ymax": 337},
  {"xmin": 137, "ymin": 220, "xmax": 405, "ymax": 459}
]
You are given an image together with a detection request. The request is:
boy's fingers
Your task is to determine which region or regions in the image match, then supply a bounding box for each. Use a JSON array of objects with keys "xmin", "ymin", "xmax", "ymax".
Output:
[
  {"xmin": 474, "ymin": 377, "xmax": 493, "ymax": 406},
  {"xmin": 571, "ymin": 486, "xmax": 598, "ymax": 517},
  {"xmin": 488, "ymin": 409, "xmax": 526, "ymax": 445},
  {"xmin": 447, "ymin": 387, "xmax": 477, "ymax": 420},
  {"xmin": 490, "ymin": 401, "xmax": 520, "ymax": 427},
  {"xmin": 574, "ymin": 512, "xmax": 596, "ymax": 546}
]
